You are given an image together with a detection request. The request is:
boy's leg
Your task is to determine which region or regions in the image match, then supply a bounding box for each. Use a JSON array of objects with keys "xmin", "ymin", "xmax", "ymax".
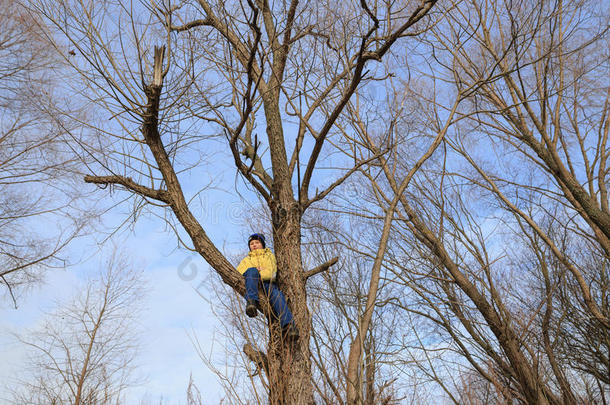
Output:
[
  {"xmin": 243, "ymin": 267, "xmax": 260, "ymax": 301},
  {"xmin": 243, "ymin": 268, "xmax": 260, "ymax": 317},
  {"xmin": 262, "ymin": 282, "xmax": 294, "ymax": 328}
]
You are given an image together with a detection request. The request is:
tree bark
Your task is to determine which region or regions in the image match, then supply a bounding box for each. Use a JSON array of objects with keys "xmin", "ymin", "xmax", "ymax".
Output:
[{"xmin": 268, "ymin": 198, "xmax": 315, "ymax": 404}]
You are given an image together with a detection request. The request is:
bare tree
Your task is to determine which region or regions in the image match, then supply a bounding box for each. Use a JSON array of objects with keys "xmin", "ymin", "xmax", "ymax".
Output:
[
  {"xmin": 433, "ymin": 0, "xmax": 610, "ymax": 328},
  {"xmin": 337, "ymin": 0, "xmax": 610, "ymax": 403},
  {"xmin": 10, "ymin": 251, "xmax": 145, "ymax": 405},
  {"xmin": 26, "ymin": 0, "xmax": 439, "ymax": 402},
  {"xmin": 427, "ymin": 0, "xmax": 609, "ymax": 400},
  {"xmin": 305, "ymin": 221, "xmax": 408, "ymax": 405},
  {"xmin": 0, "ymin": 0, "xmax": 85, "ymax": 304}
]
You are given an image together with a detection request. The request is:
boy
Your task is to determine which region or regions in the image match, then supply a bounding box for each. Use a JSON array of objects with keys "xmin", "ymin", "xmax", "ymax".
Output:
[{"xmin": 236, "ymin": 233, "xmax": 299, "ymax": 339}]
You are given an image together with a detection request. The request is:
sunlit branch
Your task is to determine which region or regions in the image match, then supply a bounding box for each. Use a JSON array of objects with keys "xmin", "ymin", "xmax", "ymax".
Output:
[
  {"xmin": 84, "ymin": 175, "xmax": 171, "ymax": 203},
  {"xmin": 304, "ymin": 257, "xmax": 339, "ymax": 280}
]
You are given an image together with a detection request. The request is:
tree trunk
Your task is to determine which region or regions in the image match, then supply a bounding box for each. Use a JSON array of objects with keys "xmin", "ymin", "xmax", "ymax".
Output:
[{"xmin": 267, "ymin": 198, "xmax": 314, "ymax": 404}]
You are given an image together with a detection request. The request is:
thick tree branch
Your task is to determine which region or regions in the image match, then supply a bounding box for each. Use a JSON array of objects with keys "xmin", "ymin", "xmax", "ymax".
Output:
[
  {"xmin": 194, "ymin": 0, "xmax": 265, "ymax": 90},
  {"xmin": 370, "ymin": 0, "xmax": 438, "ymax": 59},
  {"xmin": 299, "ymin": 36, "xmax": 374, "ymax": 203},
  {"xmin": 243, "ymin": 343, "xmax": 269, "ymax": 377},
  {"xmin": 141, "ymin": 48, "xmax": 284, "ymax": 322},
  {"xmin": 286, "ymin": 68, "xmax": 352, "ymax": 177},
  {"xmin": 169, "ymin": 19, "xmax": 212, "ymax": 32},
  {"xmin": 597, "ymin": 88, "xmax": 610, "ymax": 213},
  {"xmin": 228, "ymin": 134, "xmax": 272, "ymax": 203},
  {"xmin": 84, "ymin": 175, "xmax": 171, "ymax": 203},
  {"xmin": 300, "ymin": 0, "xmax": 438, "ymax": 202},
  {"xmin": 226, "ymin": 6, "xmax": 273, "ymax": 201},
  {"xmin": 139, "ymin": 47, "xmax": 242, "ymax": 291},
  {"xmin": 461, "ymin": 149, "xmax": 610, "ymax": 329},
  {"xmin": 304, "ymin": 257, "xmax": 338, "ymax": 279}
]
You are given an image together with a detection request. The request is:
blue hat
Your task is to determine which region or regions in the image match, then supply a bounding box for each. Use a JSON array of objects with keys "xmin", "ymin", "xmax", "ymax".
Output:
[{"xmin": 248, "ymin": 233, "xmax": 266, "ymax": 249}]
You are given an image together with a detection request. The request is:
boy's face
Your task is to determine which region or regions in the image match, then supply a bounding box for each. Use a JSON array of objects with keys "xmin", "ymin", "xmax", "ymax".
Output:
[{"xmin": 249, "ymin": 239, "xmax": 263, "ymax": 251}]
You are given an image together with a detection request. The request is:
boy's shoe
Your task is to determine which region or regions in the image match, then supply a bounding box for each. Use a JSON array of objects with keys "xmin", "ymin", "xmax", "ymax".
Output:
[
  {"xmin": 245, "ymin": 300, "xmax": 258, "ymax": 317},
  {"xmin": 283, "ymin": 323, "xmax": 299, "ymax": 340}
]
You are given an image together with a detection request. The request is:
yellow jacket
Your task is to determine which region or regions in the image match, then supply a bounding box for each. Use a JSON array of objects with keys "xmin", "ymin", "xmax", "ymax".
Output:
[{"xmin": 236, "ymin": 248, "xmax": 277, "ymax": 281}]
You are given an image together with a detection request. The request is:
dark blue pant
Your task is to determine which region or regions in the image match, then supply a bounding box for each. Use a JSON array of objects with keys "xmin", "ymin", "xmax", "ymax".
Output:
[{"xmin": 243, "ymin": 267, "xmax": 294, "ymax": 328}]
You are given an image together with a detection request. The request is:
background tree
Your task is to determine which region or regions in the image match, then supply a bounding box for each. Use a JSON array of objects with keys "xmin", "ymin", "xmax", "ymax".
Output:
[
  {"xmin": 0, "ymin": 0, "xmax": 85, "ymax": 304},
  {"xmin": 10, "ymin": 251, "xmax": 145, "ymax": 405},
  {"xmin": 332, "ymin": 0, "xmax": 610, "ymax": 402}
]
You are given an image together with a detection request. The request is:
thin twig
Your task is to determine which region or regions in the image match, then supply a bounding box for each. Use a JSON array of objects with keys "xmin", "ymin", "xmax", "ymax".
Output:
[{"xmin": 1, "ymin": 275, "xmax": 18, "ymax": 309}]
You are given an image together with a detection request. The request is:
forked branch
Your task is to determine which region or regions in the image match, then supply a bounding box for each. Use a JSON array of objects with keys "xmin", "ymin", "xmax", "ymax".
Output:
[{"xmin": 299, "ymin": 0, "xmax": 438, "ymax": 202}]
